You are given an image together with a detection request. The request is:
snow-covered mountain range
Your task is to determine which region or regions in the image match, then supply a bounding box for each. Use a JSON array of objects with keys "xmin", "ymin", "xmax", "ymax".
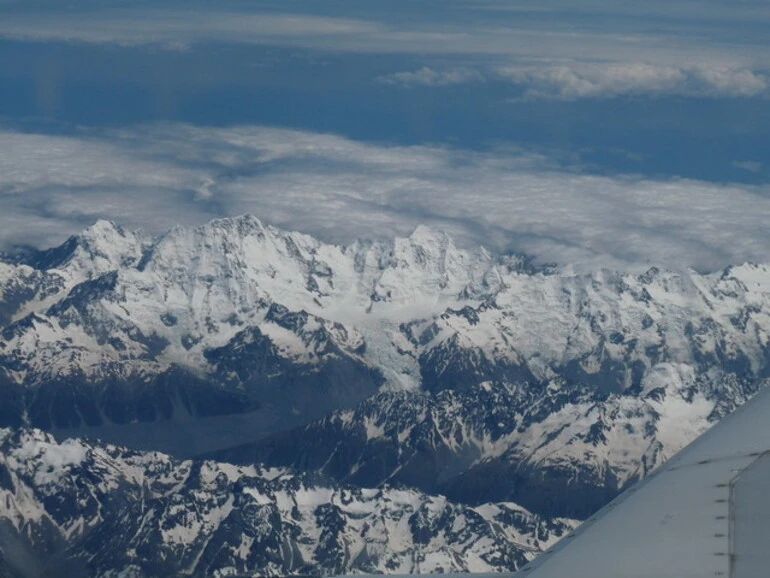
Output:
[
  {"xmin": 0, "ymin": 428, "xmax": 575, "ymax": 577},
  {"xmin": 1, "ymin": 215, "xmax": 770, "ymax": 575}
]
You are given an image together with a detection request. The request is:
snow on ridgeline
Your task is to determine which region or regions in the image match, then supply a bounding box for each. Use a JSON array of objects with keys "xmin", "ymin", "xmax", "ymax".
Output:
[
  {"xmin": 2, "ymin": 214, "xmax": 770, "ymax": 396},
  {"xmin": 0, "ymin": 215, "xmax": 501, "ymax": 384},
  {"xmin": 2, "ymin": 216, "xmax": 770, "ymax": 487},
  {"xmin": 2, "ymin": 215, "xmax": 770, "ymax": 574},
  {"xmin": 0, "ymin": 428, "xmax": 576, "ymax": 577},
  {"xmin": 2, "ymin": 217, "xmax": 770, "ymax": 494}
]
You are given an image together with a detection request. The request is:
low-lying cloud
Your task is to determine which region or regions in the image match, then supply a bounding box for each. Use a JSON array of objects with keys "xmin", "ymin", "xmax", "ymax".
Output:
[
  {"xmin": 1, "ymin": 124, "xmax": 768, "ymax": 273},
  {"xmin": 733, "ymin": 161, "xmax": 763, "ymax": 174},
  {"xmin": 2, "ymin": 4, "xmax": 770, "ymax": 66},
  {"xmin": 380, "ymin": 63, "xmax": 770, "ymax": 99},
  {"xmin": 377, "ymin": 67, "xmax": 485, "ymax": 87},
  {"xmin": 3, "ymin": 3, "xmax": 770, "ymax": 104},
  {"xmin": 499, "ymin": 63, "xmax": 770, "ymax": 100}
]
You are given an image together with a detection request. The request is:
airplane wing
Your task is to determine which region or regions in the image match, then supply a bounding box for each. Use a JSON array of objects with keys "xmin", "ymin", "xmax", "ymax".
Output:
[{"xmin": 517, "ymin": 385, "xmax": 770, "ymax": 578}]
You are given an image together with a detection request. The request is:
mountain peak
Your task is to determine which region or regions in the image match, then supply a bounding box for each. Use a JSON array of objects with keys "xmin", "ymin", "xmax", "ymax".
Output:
[
  {"xmin": 83, "ymin": 218, "xmax": 122, "ymax": 236},
  {"xmin": 407, "ymin": 224, "xmax": 451, "ymax": 244},
  {"xmin": 62, "ymin": 219, "xmax": 145, "ymax": 280},
  {"xmin": 204, "ymin": 214, "xmax": 268, "ymax": 237}
]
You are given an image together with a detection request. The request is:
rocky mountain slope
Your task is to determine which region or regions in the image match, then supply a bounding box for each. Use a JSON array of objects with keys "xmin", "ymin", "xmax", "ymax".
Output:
[
  {"xmin": 0, "ymin": 428, "xmax": 575, "ymax": 578},
  {"xmin": 206, "ymin": 365, "xmax": 761, "ymax": 520},
  {"xmin": 2, "ymin": 214, "xmax": 770, "ymax": 556}
]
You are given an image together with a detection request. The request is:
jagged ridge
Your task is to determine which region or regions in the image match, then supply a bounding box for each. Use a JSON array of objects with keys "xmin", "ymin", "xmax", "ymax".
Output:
[
  {"xmin": 1, "ymin": 215, "xmax": 770, "ymax": 513},
  {"xmin": 0, "ymin": 428, "xmax": 575, "ymax": 578}
]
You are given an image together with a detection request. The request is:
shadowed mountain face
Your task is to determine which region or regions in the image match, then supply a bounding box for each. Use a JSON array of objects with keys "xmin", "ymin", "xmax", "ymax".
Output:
[
  {"xmin": 0, "ymin": 428, "xmax": 576, "ymax": 578},
  {"xmin": 204, "ymin": 366, "xmax": 761, "ymax": 520},
  {"xmin": 1, "ymin": 215, "xmax": 770, "ymax": 552}
]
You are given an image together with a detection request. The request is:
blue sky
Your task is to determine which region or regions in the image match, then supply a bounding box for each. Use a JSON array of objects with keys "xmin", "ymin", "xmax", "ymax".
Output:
[{"xmin": 0, "ymin": 0, "xmax": 769, "ymax": 270}]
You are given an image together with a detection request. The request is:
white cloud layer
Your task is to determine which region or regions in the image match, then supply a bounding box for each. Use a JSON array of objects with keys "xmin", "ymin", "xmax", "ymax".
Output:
[
  {"xmin": 379, "ymin": 63, "xmax": 769, "ymax": 99},
  {"xmin": 498, "ymin": 63, "xmax": 770, "ymax": 99},
  {"xmin": 3, "ymin": 4, "xmax": 770, "ymax": 102},
  {"xmin": 733, "ymin": 161, "xmax": 763, "ymax": 174},
  {"xmin": 377, "ymin": 67, "xmax": 484, "ymax": 87},
  {"xmin": 0, "ymin": 11, "xmax": 382, "ymax": 50},
  {"xmin": 2, "ymin": 6, "xmax": 770, "ymax": 64},
  {"xmin": 1, "ymin": 124, "xmax": 768, "ymax": 272}
]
